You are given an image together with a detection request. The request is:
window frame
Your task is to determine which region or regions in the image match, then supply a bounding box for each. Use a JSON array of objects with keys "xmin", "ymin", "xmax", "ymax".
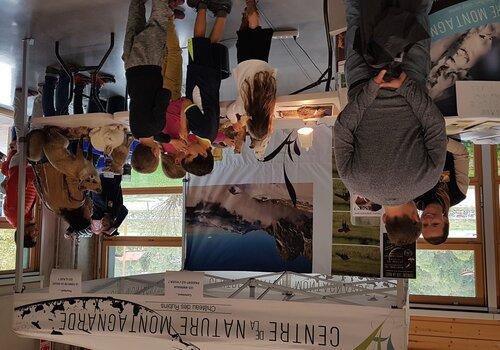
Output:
[
  {"xmin": 491, "ymin": 145, "xmax": 500, "ymax": 308},
  {"xmin": 99, "ymin": 185, "xmax": 183, "ymax": 278},
  {"xmin": 410, "ymin": 243, "xmax": 485, "ymax": 306},
  {"xmin": 410, "ymin": 144, "xmax": 486, "ymax": 306},
  {"xmin": 0, "ymin": 201, "xmax": 42, "ymax": 275}
]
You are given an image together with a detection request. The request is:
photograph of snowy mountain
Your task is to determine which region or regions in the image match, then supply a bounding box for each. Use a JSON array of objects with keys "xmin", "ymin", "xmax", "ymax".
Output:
[
  {"xmin": 428, "ymin": 0, "xmax": 500, "ymax": 116},
  {"xmin": 185, "ymin": 183, "xmax": 314, "ymax": 272}
]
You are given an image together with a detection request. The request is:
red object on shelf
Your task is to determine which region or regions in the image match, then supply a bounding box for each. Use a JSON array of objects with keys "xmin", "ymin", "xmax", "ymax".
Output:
[{"xmin": 40, "ymin": 340, "xmax": 52, "ymax": 350}]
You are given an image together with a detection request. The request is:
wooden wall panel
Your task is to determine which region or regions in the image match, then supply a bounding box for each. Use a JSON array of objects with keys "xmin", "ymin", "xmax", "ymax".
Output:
[{"xmin": 409, "ymin": 316, "xmax": 500, "ymax": 350}]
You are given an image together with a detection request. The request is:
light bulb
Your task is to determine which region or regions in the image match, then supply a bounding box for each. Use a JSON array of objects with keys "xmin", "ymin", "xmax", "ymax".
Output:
[{"xmin": 297, "ymin": 127, "xmax": 314, "ymax": 151}]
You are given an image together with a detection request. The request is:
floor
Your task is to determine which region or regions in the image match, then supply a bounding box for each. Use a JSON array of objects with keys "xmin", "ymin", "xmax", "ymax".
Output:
[{"xmin": 0, "ymin": 0, "xmax": 332, "ymax": 109}]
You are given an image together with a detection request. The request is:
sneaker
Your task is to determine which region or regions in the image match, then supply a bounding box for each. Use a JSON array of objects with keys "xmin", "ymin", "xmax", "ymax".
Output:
[
  {"xmin": 45, "ymin": 66, "xmax": 60, "ymax": 77},
  {"xmin": 92, "ymin": 72, "xmax": 116, "ymax": 86},
  {"xmin": 187, "ymin": 0, "xmax": 208, "ymax": 10},
  {"xmin": 207, "ymin": 0, "xmax": 232, "ymax": 17},
  {"xmin": 173, "ymin": 8, "xmax": 185, "ymax": 19}
]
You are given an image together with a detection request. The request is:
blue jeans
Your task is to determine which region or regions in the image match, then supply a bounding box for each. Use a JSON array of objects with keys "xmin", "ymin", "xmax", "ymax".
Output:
[
  {"xmin": 345, "ymin": 0, "xmax": 433, "ymax": 89},
  {"xmin": 42, "ymin": 72, "xmax": 70, "ymax": 116}
]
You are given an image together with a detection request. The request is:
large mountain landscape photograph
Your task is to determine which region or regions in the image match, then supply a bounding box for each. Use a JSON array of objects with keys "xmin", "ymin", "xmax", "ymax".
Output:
[{"xmin": 185, "ymin": 183, "xmax": 314, "ymax": 272}]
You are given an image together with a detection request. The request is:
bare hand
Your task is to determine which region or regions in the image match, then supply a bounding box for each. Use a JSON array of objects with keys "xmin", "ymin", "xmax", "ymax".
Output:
[
  {"xmin": 373, "ymin": 70, "xmax": 388, "ymax": 85},
  {"xmin": 223, "ymin": 138, "xmax": 236, "ymax": 147},
  {"xmin": 169, "ymin": 139, "xmax": 187, "ymax": 152},
  {"xmin": 379, "ymin": 72, "xmax": 407, "ymax": 90}
]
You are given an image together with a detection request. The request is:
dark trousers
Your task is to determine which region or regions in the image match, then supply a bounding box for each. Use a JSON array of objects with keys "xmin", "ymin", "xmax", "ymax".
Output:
[
  {"xmin": 73, "ymin": 83, "xmax": 104, "ymax": 114},
  {"xmin": 345, "ymin": 0, "xmax": 433, "ymax": 89}
]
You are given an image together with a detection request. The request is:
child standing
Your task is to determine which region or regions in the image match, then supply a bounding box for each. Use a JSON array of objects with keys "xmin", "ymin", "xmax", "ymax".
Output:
[
  {"xmin": 124, "ymin": 0, "xmax": 173, "ymax": 173},
  {"xmin": 225, "ymin": 0, "xmax": 277, "ymax": 158},
  {"xmin": 184, "ymin": 0, "xmax": 231, "ymax": 143},
  {"xmin": 158, "ymin": 98, "xmax": 214, "ymax": 178}
]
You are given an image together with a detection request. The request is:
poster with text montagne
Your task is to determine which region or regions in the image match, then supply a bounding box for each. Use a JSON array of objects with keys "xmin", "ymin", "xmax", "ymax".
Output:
[{"xmin": 428, "ymin": 0, "xmax": 500, "ymax": 116}]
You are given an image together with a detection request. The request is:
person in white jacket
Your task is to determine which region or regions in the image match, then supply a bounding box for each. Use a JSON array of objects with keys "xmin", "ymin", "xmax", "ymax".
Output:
[
  {"xmin": 413, "ymin": 138, "xmax": 470, "ymax": 245},
  {"xmin": 225, "ymin": 0, "xmax": 277, "ymax": 159}
]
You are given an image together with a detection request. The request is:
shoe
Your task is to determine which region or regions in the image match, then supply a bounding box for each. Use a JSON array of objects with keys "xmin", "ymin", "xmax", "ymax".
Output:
[
  {"xmin": 207, "ymin": 0, "xmax": 232, "ymax": 17},
  {"xmin": 173, "ymin": 8, "xmax": 185, "ymax": 19},
  {"xmin": 92, "ymin": 72, "xmax": 116, "ymax": 86},
  {"xmin": 74, "ymin": 73, "xmax": 92, "ymax": 86},
  {"xmin": 45, "ymin": 66, "xmax": 60, "ymax": 77},
  {"xmin": 187, "ymin": 0, "xmax": 207, "ymax": 10}
]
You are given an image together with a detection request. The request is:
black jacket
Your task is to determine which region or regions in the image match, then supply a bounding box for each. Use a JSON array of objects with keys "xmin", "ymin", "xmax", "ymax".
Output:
[
  {"xmin": 92, "ymin": 175, "xmax": 128, "ymax": 234},
  {"xmin": 126, "ymin": 65, "xmax": 171, "ymax": 138},
  {"xmin": 185, "ymin": 63, "xmax": 221, "ymax": 141},
  {"xmin": 414, "ymin": 151, "xmax": 467, "ymax": 210},
  {"xmin": 354, "ymin": 2, "xmax": 429, "ymax": 78}
]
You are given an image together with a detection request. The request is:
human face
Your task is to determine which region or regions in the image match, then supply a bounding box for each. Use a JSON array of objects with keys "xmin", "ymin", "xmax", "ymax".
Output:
[
  {"xmin": 185, "ymin": 142, "xmax": 208, "ymax": 163},
  {"xmin": 383, "ymin": 202, "xmax": 420, "ymax": 223},
  {"xmin": 25, "ymin": 223, "xmax": 39, "ymax": 241},
  {"xmin": 101, "ymin": 214, "xmax": 112, "ymax": 232},
  {"xmin": 421, "ymin": 203, "xmax": 445, "ymax": 240}
]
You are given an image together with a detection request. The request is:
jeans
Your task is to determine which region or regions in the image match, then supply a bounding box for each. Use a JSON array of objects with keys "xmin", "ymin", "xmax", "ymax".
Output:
[
  {"xmin": 42, "ymin": 72, "xmax": 70, "ymax": 116},
  {"xmin": 344, "ymin": 0, "xmax": 433, "ymax": 89}
]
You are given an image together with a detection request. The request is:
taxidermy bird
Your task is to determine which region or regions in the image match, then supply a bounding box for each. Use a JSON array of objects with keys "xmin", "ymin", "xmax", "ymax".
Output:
[
  {"xmin": 229, "ymin": 185, "xmax": 242, "ymax": 195},
  {"xmin": 335, "ymin": 252, "xmax": 350, "ymax": 261},
  {"xmin": 334, "ymin": 190, "xmax": 350, "ymax": 202},
  {"xmin": 337, "ymin": 220, "xmax": 351, "ymax": 233}
]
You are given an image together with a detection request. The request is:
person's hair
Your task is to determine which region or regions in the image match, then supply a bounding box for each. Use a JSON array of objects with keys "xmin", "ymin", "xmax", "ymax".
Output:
[
  {"xmin": 242, "ymin": 71, "xmax": 277, "ymax": 140},
  {"xmin": 423, "ymin": 182, "xmax": 451, "ymax": 245},
  {"xmin": 14, "ymin": 223, "xmax": 37, "ymax": 248},
  {"xmin": 385, "ymin": 215, "xmax": 422, "ymax": 246},
  {"xmin": 182, "ymin": 150, "xmax": 214, "ymax": 176},
  {"xmin": 60, "ymin": 207, "xmax": 91, "ymax": 233},
  {"xmin": 131, "ymin": 143, "xmax": 159, "ymax": 174},
  {"xmin": 161, "ymin": 153, "xmax": 186, "ymax": 179},
  {"xmin": 424, "ymin": 216, "xmax": 450, "ymax": 245}
]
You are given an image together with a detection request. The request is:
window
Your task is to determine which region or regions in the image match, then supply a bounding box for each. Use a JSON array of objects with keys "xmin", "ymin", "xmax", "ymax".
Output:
[
  {"xmin": 410, "ymin": 143, "xmax": 485, "ymax": 306},
  {"xmin": 0, "ymin": 62, "xmax": 13, "ymax": 107},
  {"xmin": 492, "ymin": 145, "xmax": 500, "ymax": 307},
  {"xmin": 0, "ymin": 219, "xmax": 38, "ymax": 274},
  {"xmin": 101, "ymin": 170, "xmax": 183, "ymax": 278},
  {"xmin": 108, "ymin": 246, "xmax": 182, "ymax": 277}
]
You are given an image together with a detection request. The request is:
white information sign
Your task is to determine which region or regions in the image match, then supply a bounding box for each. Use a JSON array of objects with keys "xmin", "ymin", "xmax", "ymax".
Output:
[
  {"xmin": 165, "ymin": 271, "xmax": 204, "ymax": 299},
  {"xmin": 49, "ymin": 269, "xmax": 82, "ymax": 294},
  {"xmin": 456, "ymin": 81, "xmax": 500, "ymax": 118}
]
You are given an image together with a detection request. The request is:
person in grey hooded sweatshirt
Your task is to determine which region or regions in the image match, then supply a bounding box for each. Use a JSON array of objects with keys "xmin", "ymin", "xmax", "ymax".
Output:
[{"xmin": 334, "ymin": 0, "xmax": 447, "ymax": 246}]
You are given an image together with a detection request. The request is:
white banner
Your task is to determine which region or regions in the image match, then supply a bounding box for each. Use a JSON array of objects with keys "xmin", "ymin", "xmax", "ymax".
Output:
[{"xmin": 13, "ymin": 293, "xmax": 407, "ymax": 350}]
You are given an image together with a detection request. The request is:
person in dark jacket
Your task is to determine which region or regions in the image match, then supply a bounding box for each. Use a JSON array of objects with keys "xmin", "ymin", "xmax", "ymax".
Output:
[
  {"xmin": 414, "ymin": 138, "xmax": 470, "ymax": 245},
  {"xmin": 184, "ymin": 0, "xmax": 231, "ymax": 143},
  {"xmin": 91, "ymin": 174, "xmax": 128, "ymax": 236}
]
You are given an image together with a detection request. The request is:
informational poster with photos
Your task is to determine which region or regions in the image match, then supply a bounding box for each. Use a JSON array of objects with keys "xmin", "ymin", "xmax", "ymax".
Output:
[
  {"xmin": 382, "ymin": 230, "xmax": 417, "ymax": 280},
  {"xmin": 350, "ymin": 194, "xmax": 383, "ymax": 217},
  {"xmin": 428, "ymin": 0, "xmax": 500, "ymax": 116}
]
